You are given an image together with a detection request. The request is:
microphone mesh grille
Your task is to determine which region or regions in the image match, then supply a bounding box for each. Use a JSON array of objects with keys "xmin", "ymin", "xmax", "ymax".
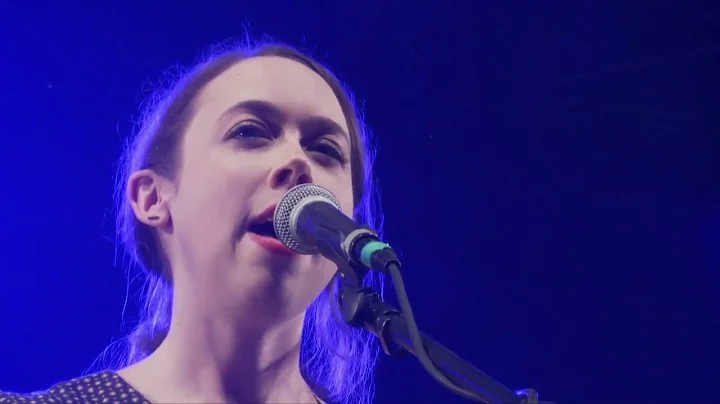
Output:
[{"xmin": 273, "ymin": 184, "xmax": 341, "ymax": 254}]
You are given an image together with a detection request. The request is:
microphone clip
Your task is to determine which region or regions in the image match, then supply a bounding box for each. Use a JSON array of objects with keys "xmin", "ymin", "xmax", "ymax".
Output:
[{"xmin": 338, "ymin": 274, "xmax": 407, "ymax": 358}]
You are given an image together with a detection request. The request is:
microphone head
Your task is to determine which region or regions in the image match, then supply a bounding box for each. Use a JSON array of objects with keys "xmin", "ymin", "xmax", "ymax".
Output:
[{"xmin": 273, "ymin": 183, "xmax": 341, "ymax": 254}]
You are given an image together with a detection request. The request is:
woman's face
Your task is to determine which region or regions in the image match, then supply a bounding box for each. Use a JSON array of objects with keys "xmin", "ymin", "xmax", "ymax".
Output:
[{"xmin": 162, "ymin": 56, "xmax": 354, "ymax": 320}]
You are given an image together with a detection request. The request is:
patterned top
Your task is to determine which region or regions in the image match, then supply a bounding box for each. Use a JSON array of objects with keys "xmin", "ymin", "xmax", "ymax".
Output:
[
  {"xmin": 0, "ymin": 372, "xmax": 149, "ymax": 403},
  {"xmin": 0, "ymin": 371, "xmax": 328, "ymax": 403}
]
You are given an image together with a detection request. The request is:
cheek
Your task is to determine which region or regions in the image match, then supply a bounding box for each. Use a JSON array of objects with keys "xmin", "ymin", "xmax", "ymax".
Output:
[
  {"xmin": 171, "ymin": 157, "xmax": 256, "ymax": 234},
  {"xmin": 342, "ymin": 197, "xmax": 355, "ymax": 219},
  {"xmin": 320, "ymin": 175, "xmax": 354, "ymax": 218}
]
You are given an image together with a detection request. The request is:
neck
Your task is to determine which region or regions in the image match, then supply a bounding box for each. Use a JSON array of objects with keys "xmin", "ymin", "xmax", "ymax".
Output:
[{"xmin": 119, "ymin": 287, "xmax": 317, "ymax": 404}]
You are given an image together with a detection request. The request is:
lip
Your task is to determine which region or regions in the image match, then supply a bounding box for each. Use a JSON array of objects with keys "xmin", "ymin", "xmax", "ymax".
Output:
[
  {"xmin": 248, "ymin": 232, "xmax": 297, "ymax": 256},
  {"xmin": 247, "ymin": 203, "xmax": 296, "ymax": 256},
  {"xmin": 252, "ymin": 203, "xmax": 278, "ymax": 224}
]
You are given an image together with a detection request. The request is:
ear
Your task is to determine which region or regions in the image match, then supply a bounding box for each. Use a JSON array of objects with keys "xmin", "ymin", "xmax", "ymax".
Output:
[{"xmin": 127, "ymin": 169, "xmax": 174, "ymax": 229}]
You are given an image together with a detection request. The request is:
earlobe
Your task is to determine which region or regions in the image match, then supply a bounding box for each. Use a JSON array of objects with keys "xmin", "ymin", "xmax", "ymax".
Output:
[{"xmin": 127, "ymin": 169, "xmax": 172, "ymax": 228}]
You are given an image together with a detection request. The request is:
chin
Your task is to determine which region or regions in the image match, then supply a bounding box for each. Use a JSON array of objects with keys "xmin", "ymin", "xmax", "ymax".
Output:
[
  {"xmin": 227, "ymin": 243, "xmax": 334, "ymax": 299},
  {"xmin": 226, "ymin": 274, "xmax": 323, "ymax": 326}
]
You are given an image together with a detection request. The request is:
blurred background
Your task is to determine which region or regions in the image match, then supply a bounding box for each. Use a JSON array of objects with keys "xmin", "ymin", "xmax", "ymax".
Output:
[{"xmin": 0, "ymin": 0, "xmax": 718, "ymax": 403}]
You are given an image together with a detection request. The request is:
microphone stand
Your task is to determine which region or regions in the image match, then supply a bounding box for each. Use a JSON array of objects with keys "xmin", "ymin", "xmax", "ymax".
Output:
[{"xmin": 338, "ymin": 274, "xmax": 539, "ymax": 404}]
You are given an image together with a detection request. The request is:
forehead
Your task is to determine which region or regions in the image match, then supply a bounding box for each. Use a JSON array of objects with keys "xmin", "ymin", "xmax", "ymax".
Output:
[{"xmin": 196, "ymin": 56, "xmax": 348, "ymax": 133}]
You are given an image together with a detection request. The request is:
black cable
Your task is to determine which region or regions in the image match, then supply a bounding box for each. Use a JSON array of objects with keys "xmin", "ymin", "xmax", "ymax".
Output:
[{"xmin": 386, "ymin": 262, "xmax": 489, "ymax": 402}]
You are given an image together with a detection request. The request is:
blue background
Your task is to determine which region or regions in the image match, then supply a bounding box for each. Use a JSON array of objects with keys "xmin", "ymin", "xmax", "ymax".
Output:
[{"xmin": 0, "ymin": 1, "xmax": 718, "ymax": 402}]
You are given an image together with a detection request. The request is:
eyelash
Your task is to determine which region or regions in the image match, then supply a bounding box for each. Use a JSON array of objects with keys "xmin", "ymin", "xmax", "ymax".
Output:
[
  {"xmin": 227, "ymin": 120, "xmax": 348, "ymax": 165},
  {"xmin": 227, "ymin": 120, "xmax": 272, "ymax": 141}
]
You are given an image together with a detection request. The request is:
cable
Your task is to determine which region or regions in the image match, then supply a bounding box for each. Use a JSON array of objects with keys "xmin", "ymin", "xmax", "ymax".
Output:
[{"xmin": 387, "ymin": 262, "xmax": 490, "ymax": 403}]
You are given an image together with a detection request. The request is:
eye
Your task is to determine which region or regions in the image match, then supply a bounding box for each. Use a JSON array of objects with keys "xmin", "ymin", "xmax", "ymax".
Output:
[
  {"xmin": 226, "ymin": 120, "xmax": 273, "ymax": 143},
  {"xmin": 311, "ymin": 140, "xmax": 348, "ymax": 166}
]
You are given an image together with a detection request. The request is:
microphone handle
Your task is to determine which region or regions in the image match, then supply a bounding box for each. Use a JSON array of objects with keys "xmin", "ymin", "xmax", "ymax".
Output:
[{"xmin": 296, "ymin": 200, "xmax": 394, "ymax": 280}]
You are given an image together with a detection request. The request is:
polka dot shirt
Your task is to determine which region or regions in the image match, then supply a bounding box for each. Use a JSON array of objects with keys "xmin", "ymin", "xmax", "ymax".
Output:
[
  {"xmin": 0, "ymin": 371, "xmax": 150, "ymax": 404},
  {"xmin": 0, "ymin": 371, "xmax": 329, "ymax": 403}
]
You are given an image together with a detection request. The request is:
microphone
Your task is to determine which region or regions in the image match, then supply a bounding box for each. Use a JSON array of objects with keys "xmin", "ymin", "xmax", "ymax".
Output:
[
  {"xmin": 272, "ymin": 183, "xmax": 398, "ymax": 276},
  {"xmin": 273, "ymin": 184, "xmax": 541, "ymax": 404}
]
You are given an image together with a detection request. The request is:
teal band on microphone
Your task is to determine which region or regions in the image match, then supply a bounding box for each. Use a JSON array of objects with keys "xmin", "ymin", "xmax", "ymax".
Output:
[{"xmin": 360, "ymin": 240, "xmax": 391, "ymax": 268}]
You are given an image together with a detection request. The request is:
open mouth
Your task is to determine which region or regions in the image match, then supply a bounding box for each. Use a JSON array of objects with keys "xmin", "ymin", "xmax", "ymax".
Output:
[
  {"xmin": 246, "ymin": 217, "xmax": 295, "ymax": 256},
  {"xmin": 245, "ymin": 204, "xmax": 295, "ymax": 256},
  {"xmin": 248, "ymin": 219, "xmax": 277, "ymax": 239}
]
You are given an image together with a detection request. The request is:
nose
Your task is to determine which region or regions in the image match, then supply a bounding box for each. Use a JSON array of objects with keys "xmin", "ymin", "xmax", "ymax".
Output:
[{"xmin": 269, "ymin": 155, "xmax": 313, "ymax": 189}]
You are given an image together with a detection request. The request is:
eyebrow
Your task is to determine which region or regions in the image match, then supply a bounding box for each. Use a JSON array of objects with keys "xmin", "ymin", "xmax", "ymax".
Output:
[{"xmin": 218, "ymin": 99, "xmax": 350, "ymax": 144}]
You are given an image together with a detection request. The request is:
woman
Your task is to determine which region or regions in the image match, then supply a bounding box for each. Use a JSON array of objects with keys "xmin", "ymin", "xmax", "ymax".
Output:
[{"xmin": 0, "ymin": 40, "xmax": 384, "ymax": 404}]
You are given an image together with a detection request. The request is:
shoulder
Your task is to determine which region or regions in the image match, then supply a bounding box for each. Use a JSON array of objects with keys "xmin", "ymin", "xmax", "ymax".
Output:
[
  {"xmin": 0, "ymin": 391, "xmax": 25, "ymax": 403},
  {"xmin": 0, "ymin": 371, "xmax": 149, "ymax": 403}
]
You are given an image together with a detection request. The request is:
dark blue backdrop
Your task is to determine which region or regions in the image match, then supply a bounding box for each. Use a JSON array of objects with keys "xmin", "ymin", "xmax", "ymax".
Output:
[{"xmin": 0, "ymin": 1, "xmax": 718, "ymax": 403}]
